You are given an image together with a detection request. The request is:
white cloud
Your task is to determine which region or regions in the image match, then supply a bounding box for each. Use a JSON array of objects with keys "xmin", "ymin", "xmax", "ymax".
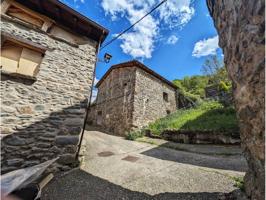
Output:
[
  {"xmin": 159, "ymin": 0, "xmax": 195, "ymax": 29},
  {"xmin": 94, "ymin": 77, "xmax": 99, "ymax": 86},
  {"xmin": 90, "ymin": 88, "xmax": 98, "ymax": 103},
  {"xmin": 101, "ymin": 0, "xmax": 194, "ymax": 59},
  {"xmin": 73, "ymin": 0, "xmax": 85, "ymax": 5},
  {"xmin": 88, "ymin": 77, "xmax": 99, "ymax": 103},
  {"xmin": 167, "ymin": 35, "xmax": 179, "ymax": 45},
  {"xmin": 192, "ymin": 36, "xmax": 219, "ymax": 58}
]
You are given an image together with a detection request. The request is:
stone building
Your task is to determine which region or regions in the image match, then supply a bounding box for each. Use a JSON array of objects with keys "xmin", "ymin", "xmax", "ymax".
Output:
[
  {"xmin": 88, "ymin": 60, "xmax": 178, "ymax": 135},
  {"xmin": 1, "ymin": 0, "xmax": 108, "ymax": 173}
]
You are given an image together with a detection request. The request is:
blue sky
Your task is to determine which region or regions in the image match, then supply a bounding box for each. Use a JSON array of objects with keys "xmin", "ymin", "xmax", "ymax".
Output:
[{"xmin": 62, "ymin": 0, "xmax": 223, "ymax": 82}]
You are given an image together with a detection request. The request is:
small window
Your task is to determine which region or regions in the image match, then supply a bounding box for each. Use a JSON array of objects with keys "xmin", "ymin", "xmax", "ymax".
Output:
[
  {"xmin": 6, "ymin": 5, "xmax": 45, "ymax": 28},
  {"xmin": 163, "ymin": 92, "xmax": 168, "ymax": 102},
  {"xmin": 1, "ymin": 40, "xmax": 44, "ymax": 77},
  {"xmin": 2, "ymin": 1, "xmax": 53, "ymax": 32},
  {"xmin": 166, "ymin": 110, "xmax": 171, "ymax": 115}
]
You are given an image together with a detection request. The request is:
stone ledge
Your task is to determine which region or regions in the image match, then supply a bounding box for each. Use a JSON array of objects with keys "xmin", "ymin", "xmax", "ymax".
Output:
[
  {"xmin": 147, "ymin": 129, "xmax": 240, "ymax": 145},
  {"xmin": 1, "ymin": 70, "xmax": 37, "ymax": 81}
]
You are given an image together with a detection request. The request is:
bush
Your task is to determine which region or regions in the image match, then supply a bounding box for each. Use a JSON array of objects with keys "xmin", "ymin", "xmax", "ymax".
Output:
[
  {"xmin": 125, "ymin": 129, "xmax": 145, "ymax": 140},
  {"xmin": 219, "ymin": 81, "xmax": 229, "ymax": 92}
]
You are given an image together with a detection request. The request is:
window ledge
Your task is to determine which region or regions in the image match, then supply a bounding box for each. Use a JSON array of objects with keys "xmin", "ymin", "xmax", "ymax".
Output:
[{"xmin": 1, "ymin": 69, "xmax": 37, "ymax": 81}]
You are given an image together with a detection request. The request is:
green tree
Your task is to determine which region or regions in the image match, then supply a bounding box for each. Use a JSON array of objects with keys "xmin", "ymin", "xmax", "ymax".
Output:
[{"xmin": 201, "ymin": 55, "xmax": 229, "ymax": 84}]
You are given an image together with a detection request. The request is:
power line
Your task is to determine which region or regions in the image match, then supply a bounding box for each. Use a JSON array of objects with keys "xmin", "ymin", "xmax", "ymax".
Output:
[{"xmin": 100, "ymin": 0, "xmax": 168, "ymax": 50}]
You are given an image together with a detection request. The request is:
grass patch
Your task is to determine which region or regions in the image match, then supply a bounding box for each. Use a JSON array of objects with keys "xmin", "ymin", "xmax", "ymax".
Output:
[
  {"xmin": 232, "ymin": 176, "xmax": 245, "ymax": 191},
  {"xmin": 136, "ymin": 137, "xmax": 157, "ymax": 145},
  {"xmin": 148, "ymin": 101, "xmax": 238, "ymax": 136},
  {"xmin": 125, "ymin": 129, "xmax": 145, "ymax": 141}
]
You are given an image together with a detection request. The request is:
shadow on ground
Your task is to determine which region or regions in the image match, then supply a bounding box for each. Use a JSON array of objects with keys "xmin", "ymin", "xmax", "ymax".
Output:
[
  {"xmin": 141, "ymin": 145, "xmax": 247, "ymax": 172},
  {"xmin": 43, "ymin": 169, "xmax": 226, "ymax": 200}
]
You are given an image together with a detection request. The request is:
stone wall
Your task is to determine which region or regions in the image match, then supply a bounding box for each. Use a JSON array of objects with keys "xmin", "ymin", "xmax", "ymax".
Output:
[
  {"xmin": 1, "ymin": 18, "xmax": 97, "ymax": 173},
  {"xmin": 88, "ymin": 67, "xmax": 136, "ymax": 135},
  {"xmin": 132, "ymin": 67, "xmax": 177, "ymax": 129},
  {"xmin": 207, "ymin": 0, "xmax": 265, "ymax": 199}
]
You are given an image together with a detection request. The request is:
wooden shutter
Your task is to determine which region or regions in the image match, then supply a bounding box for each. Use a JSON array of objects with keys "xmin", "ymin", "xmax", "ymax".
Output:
[
  {"xmin": 0, "ymin": 41, "xmax": 22, "ymax": 72},
  {"xmin": 17, "ymin": 48, "xmax": 43, "ymax": 77}
]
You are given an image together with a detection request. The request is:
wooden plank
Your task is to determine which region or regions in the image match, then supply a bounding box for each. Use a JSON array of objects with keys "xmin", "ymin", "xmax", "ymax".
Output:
[
  {"xmin": 49, "ymin": 25, "xmax": 88, "ymax": 45},
  {"xmin": 17, "ymin": 47, "xmax": 43, "ymax": 76},
  {"xmin": 5, "ymin": 0, "xmax": 54, "ymax": 23},
  {"xmin": 7, "ymin": 5, "xmax": 44, "ymax": 28},
  {"xmin": 1, "ymin": 41, "xmax": 22, "ymax": 73}
]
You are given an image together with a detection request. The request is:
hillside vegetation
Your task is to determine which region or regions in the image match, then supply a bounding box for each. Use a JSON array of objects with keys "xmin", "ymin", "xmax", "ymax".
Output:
[
  {"xmin": 126, "ymin": 56, "xmax": 236, "ymax": 141},
  {"xmin": 173, "ymin": 55, "xmax": 232, "ymax": 105},
  {"xmin": 148, "ymin": 101, "xmax": 238, "ymax": 136}
]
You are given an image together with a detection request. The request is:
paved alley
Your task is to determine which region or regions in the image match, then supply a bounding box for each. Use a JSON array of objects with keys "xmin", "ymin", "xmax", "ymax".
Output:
[{"xmin": 43, "ymin": 128, "xmax": 247, "ymax": 200}]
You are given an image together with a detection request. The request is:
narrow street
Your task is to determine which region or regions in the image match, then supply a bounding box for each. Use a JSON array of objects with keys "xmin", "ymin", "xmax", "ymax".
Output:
[{"xmin": 43, "ymin": 128, "xmax": 247, "ymax": 200}]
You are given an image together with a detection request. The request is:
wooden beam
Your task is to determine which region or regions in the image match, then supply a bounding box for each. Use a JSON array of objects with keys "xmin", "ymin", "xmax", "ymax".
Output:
[
  {"xmin": 1, "ymin": 32, "xmax": 49, "ymax": 52},
  {"xmin": 36, "ymin": 0, "xmax": 43, "ymax": 12},
  {"xmin": 41, "ymin": 20, "xmax": 53, "ymax": 32},
  {"xmin": 87, "ymin": 26, "xmax": 92, "ymax": 35},
  {"xmin": 1, "ymin": 0, "xmax": 12, "ymax": 14},
  {"xmin": 55, "ymin": 6, "xmax": 61, "ymax": 21},
  {"xmin": 73, "ymin": 16, "xmax": 78, "ymax": 29}
]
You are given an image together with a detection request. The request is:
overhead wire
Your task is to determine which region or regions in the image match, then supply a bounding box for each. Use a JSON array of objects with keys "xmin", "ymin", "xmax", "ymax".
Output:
[{"xmin": 100, "ymin": 0, "xmax": 168, "ymax": 50}]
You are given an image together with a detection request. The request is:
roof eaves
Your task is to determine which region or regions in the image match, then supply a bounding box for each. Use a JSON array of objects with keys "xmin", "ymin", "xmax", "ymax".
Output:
[{"xmin": 96, "ymin": 60, "xmax": 178, "ymax": 90}]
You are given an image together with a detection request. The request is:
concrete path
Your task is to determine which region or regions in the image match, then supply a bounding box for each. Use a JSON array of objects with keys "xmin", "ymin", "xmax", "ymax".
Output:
[{"xmin": 43, "ymin": 129, "xmax": 247, "ymax": 200}]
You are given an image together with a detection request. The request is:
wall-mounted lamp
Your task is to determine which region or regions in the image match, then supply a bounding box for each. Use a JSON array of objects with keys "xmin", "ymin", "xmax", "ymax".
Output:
[
  {"xmin": 104, "ymin": 53, "xmax": 112, "ymax": 63},
  {"xmin": 98, "ymin": 53, "xmax": 112, "ymax": 63}
]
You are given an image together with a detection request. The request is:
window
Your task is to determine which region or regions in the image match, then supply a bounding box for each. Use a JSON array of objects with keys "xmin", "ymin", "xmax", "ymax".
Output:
[
  {"xmin": 1, "ymin": 40, "xmax": 44, "ymax": 77},
  {"xmin": 166, "ymin": 110, "xmax": 171, "ymax": 115},
  {"xmin": 163, "ymin": 92, "xmax": 168, "ymax": 102},
  {"xmin": 2, "ymin": 1, "xmax": 53, "ymax": 32},
  {"xmin": 6, "ymin": 5, "xmax": 44, "ymax": 28}
]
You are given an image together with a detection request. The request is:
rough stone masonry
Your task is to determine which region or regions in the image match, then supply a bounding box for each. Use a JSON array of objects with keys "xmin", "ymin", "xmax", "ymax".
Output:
[
  {"xmin": 0, "ymin": 0, "xmax": 108, "ymax": 174},
  {"xmin": 207, "ymin": 0, "xmax": 265, "ymax": 199}
]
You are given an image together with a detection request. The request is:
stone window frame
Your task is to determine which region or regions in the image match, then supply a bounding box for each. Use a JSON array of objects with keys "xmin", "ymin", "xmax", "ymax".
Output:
[
  {"xmin": 1, "ymin": 32, "xmax": 47, "ymax": 80},
  {"xmin": 163, "ymin": 92, "xmax": 169, "ymax": 102}
]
